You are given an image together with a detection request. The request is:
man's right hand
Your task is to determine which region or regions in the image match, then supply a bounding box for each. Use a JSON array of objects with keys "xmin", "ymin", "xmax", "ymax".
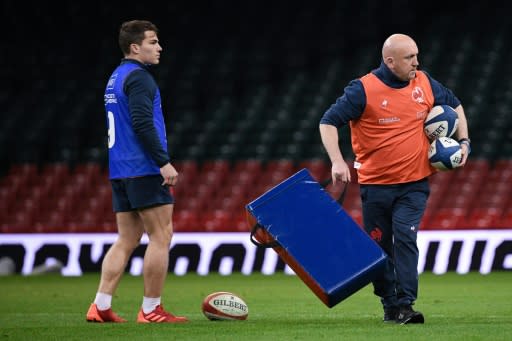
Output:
[
  {"xmin": 160, "ymin": 163, "xmax": 179, "ymax": 186},
  {"xmin": 331, "ymin": 159, "xmax": 351, "ymax": 185}
]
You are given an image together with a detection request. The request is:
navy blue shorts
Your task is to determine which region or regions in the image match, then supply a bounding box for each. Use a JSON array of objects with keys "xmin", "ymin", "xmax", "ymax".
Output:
[{"xmin": 111, "ymin": 175, "xmax": 175, "ymax": 212}]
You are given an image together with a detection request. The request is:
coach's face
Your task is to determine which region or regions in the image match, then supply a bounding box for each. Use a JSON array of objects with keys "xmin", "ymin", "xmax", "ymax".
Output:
[{"xmin": 383, "ymin": 35, "xmax": 419, "ymax": 82}]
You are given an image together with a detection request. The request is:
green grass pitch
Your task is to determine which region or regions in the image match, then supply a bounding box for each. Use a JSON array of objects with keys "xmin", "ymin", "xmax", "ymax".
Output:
[{"xmin": 0, "ymin": 272, "xmax": 511, "ymax": 340}]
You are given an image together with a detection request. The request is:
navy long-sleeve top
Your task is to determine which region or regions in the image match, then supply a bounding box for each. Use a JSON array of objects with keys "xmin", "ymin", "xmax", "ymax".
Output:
[
  {"xmin": 320, "ymin": 61, "xmax": 461, "ymax": 128},
  {"xmin": 122, "ymin": 59, "xmax": 170, "ymax": 167}
]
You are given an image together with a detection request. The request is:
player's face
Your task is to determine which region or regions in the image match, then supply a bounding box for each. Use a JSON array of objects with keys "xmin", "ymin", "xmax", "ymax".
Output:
[{"xmin": 133, "ymin": 31, "xmax": 162, "ymax": 65}]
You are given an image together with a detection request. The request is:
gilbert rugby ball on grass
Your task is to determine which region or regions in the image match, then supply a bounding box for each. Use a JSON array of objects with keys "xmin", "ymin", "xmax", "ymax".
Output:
[{"xmin": 202, "ymin": 291, "xmax": 249, "ymax": 321}]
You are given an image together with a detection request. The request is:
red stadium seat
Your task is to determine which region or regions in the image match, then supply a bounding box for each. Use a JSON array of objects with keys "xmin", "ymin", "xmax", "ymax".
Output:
[
  {"xmin": 41, "ymin": 163, "xmax": 70, "ymax": 183},
  {"xmin": 346, "ymin": 208, "xmax": 363, "ymax": 226},
  {"xmin": 222, "ymin": 172, "xmax": 256, "ymax": 207},
  {"xmin": 35, "ymin": 211, "xmax": 68, "ymax": 233},
  {"xmin": 196, "ymin": 182, "xmax": 216, "ymax": 199},
  {"xmin": 199, "ymin": 170, "xmax": 229, "ymax": 187},
  {"xmin": 174, "ymin": 209, "xmax": 202, "ymax": 232},
  {"xmin": 426, "ymin": 187, "xmax": 443, "ymax": 207},
  {"xmin": 298, "ymin": 159, "xmax": 329, "ymax": 181},
  {"xmin": 192, "ymin": 183, "xmax": 215, "ymax": 200},
  {"xmin": 464, "ymin": 158, "xmax": 489, "ymax": 171},
  {"xmin": 472, "ymin": 180, "xmax": 511, "ymax": 212},
  {"xmin": 265, "ymin": 169, "xmax": 295, "ymax": 187},
  {"xmin": 217, "ymin": 196, "xmax": 241, "ymax": 211},
  {"xmin": 460, "ymin": 210, "xmax": 498, "ymax": 229},
  {"xmin": 488, "ymin": 165, "xmax": 512, "ymax": 183},
  {"xmin": 6, "ymin": 164, "xmax": 39, "ymax": 189},
  {"xmin": 74, "ymin": 162, "xmax": 101, "ymax": 176},
  {"xmin": 174, "ymin": 160, "xmax": 200, "ymax": 187},
  {"xmin": 101, "ymin": 222, "xmax": 117, "ymax": 233},
  {"xmin": 439, "ymin": 194, "xmax": 473, "ymax": 210},
  {"xmin": 342, "ymin": 184, "xmax": 360, "ymax": 209},
  {"xmin": 4, "ymin": 210, "xmax": 35, "ymax": 233},
  {"xmin": 8, "ymin": 163, "xmax": 38, "ymax": 178},
  {"xmin": 0, "ymin": 187, "xmax": 17, "ymax": 213},
  {"xmin": 57, "ymin": 184, "xmax": 81, "ymax": 206},
  {"xmin": 494, "ymin": 211, "xmax": 512, "ymax": 229},
  {"xmin": 494, "ymin": 159, "xmax": 512, "ymax": 171},
  {"xmin": 201, "ymin": 160, "xmax": 230, "ymax": 173},
  {"xmin": 178, "ymin": 196, "xmax": 208, "ymax": 211},
  {"xmin": 217, "ymin": 182, "xmax": 248, "ymax": 200},
  {"xmin": 96, "ymin": 182, "xmax": 111, "ymax": 201},
  {"xmin": 426, "ymin": 207, "xmax": 466, "ymax": 229},
  {"xmin": 265, "ymin": 159, "xmax": 295, "ymax": 174},
  {"xmin": 425, "ymin": 214, "xmax": 461, "ymax": 230},
  {"xmin": 233, "ymin": 159, "xmax": 263, "ymax": 174},
  {"xmin": 420, "ymin": 212, "xmax": 433, "ymax": 230},
  {"xmin": 68, "ymin": 211, "xmax": 102, "ymax": 233},
  {"xmin": 429, "ymin": 170, "xmax": 455, "ymax": 187},
  {"xmin": 452, "ymin": 159, "xmax": 489, "ymax": 182},
  {"xmin": 202, "ymin": 210, "xmax": 232, "ymax": 232},
  {"xmin": 19, "ymin": 198, "xmax": 40, "ymax": 219},
  {"xmin": 473, "ymin": 193, "xmax": 508, "ymax": 212},
  {"xmin": 198, "ymin": 164, "xmax": 230, "ymax": 188},
  {"xmin": 233, "ymin": 212, "xmax": 250, "ymax": 232},
  {"xmin": 1, "ymin": 175, "xmax": 26, "ymax": 197}
]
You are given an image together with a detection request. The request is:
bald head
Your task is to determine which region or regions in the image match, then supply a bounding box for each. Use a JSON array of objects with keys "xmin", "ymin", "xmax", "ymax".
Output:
[
  {"xmin": 382, "ymin": 34, "xmax": 416, "ymax": 59},
  {"xmin": 381, "ymin": 34, "xmax": 419, "ymax": 81}
]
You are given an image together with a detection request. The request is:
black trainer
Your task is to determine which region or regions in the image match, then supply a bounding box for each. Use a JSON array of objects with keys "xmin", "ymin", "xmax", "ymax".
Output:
[
  {"xmin": 396, "ymin": 305, "xmax": 424, "ymax": 325},
  {"xmin": 383, "ymin": 307, "xmax": 399, "ymax": 323}
]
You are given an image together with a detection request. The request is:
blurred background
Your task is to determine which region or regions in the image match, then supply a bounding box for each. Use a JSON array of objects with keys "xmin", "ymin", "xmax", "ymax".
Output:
[{"xmin": 1, "ymin": 0, "xmax": 511, "ymax": 234}]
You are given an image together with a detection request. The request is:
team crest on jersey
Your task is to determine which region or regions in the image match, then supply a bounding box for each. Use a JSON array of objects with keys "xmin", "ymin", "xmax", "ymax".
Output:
[
  {"xmin": 411, "ymin": 86, "xmax": 424, "ymax": 103},
  {"xmin": 107, "ymin": 73, "xmax": 118, "ymax": 90},
  {"xmin": 369, "ymin": 227, "xmax": 382, "ymax": 242}
]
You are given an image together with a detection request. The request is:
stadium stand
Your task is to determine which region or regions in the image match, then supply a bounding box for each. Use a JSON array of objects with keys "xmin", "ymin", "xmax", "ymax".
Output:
[{"xmin": 1, "ymin": 1, "xmax": 511, "ymax": 232}]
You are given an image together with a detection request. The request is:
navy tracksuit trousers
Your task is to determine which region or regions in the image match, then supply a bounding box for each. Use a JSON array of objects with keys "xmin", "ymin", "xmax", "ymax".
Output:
[{"xmin": 360, "ymin": 178, "xmax": 430, "ymax": 309}]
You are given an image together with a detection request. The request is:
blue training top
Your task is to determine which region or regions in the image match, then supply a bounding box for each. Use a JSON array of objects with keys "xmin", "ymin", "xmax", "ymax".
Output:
[{"xmin": 104, "ymin": 59, "xmax": 170, "ymax": 179}]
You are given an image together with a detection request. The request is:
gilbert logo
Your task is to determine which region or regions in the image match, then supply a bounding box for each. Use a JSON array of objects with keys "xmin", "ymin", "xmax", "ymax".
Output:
[
  {"xmin": 370, "ymin": 227, "xmax": 383, "ymax": 242},
  {"xmin": 411, "ymin": 87, "xmax": 424, "ymax": 103}
]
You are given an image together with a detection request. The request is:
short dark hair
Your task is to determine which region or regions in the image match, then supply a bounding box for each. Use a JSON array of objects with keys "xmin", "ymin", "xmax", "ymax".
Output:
[{"xmin": 118, "ymin": 20, "xmax": 158, "ymax": 55}]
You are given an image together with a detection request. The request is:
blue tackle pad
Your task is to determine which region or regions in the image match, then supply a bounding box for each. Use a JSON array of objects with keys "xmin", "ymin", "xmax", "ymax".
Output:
[{"xmin": 246, "ymin": 168, "xmax": 387, "ymax": 307}]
